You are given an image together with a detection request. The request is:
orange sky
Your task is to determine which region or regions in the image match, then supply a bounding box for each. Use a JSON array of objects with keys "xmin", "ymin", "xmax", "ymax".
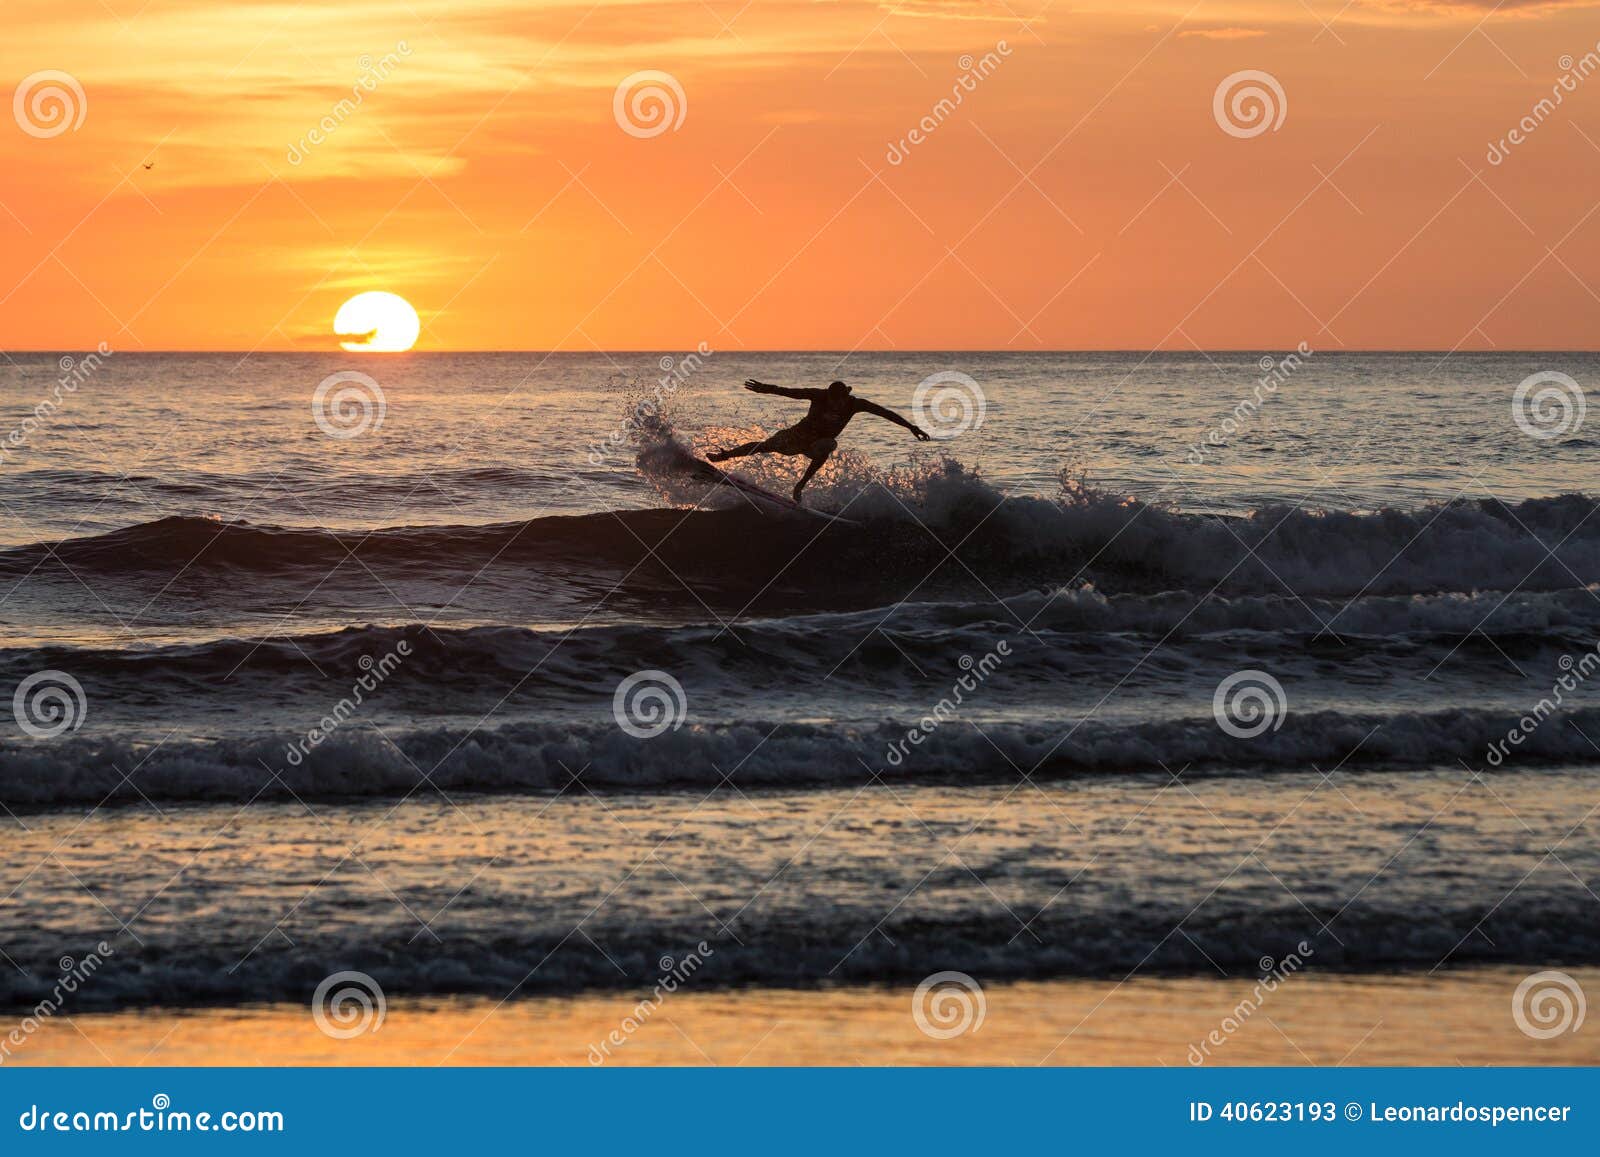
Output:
[{"xmin": 3, "ymin": 0, "xmax": 1600, "ymax": 351}]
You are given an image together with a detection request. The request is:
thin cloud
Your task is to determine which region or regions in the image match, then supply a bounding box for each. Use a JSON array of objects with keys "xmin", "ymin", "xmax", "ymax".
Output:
[
  {"xmin": 877, "ymin": 0, "xmax": 1040, "ymax": 21},
  {"xmin": 1359, "ymin": 0, "xmax": 1596, "ymax": 14},
  {"xmin": 1178, "ymin": 27, "xmax": 1268, "ymax": 40}
]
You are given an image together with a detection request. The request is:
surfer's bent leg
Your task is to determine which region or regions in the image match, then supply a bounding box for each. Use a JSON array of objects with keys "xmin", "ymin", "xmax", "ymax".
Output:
[
  {"xmin": 707, "ymin": 439, "xmax": 766, "ymax": 462},
  {"xmin": 792, "ymin": 438, "xmax": 837, "ymax": 503},
  {"xmin": 710, "ymin": 427, "xmax": 804, "ymax": 461}
]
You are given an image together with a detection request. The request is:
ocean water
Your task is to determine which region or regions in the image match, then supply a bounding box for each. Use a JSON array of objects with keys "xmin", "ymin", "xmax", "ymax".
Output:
[{"xmin": 1, "ymin": 350, "xmax": 1598, "ymax": 1014}]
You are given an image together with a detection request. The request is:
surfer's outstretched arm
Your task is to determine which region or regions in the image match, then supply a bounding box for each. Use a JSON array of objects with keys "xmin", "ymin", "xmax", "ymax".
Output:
[
  {"xmin": 744, "ymin": 379, "xmax": 819, "ymax": 400},
  {"xmin": 855, "ymin": 398, "xmax": 932, "ymax": 440}
]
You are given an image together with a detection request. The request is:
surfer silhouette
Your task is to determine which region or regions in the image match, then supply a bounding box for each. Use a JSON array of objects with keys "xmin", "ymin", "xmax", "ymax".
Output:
[{"xmin": 708, "ymin": 379, "xmax": 931, "ymax": 502}]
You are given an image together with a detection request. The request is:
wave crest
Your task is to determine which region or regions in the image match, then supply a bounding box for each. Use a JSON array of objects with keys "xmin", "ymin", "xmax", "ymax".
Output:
[
  {"xmin": 7, "ymin": 705, "xmax": 1600, "ymax": 807},
  {"xmin": 6, "ymin": 479, "xmax": 1600, "ymax": 606}
]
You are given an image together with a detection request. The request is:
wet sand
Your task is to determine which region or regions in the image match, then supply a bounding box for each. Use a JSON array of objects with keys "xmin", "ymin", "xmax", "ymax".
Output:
[{"xmin": 9, "ymin": 966, "xmax": 1595, "ymax": 1067}]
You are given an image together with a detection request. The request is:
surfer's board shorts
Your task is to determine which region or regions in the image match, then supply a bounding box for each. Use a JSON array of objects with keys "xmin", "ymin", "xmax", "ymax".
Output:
[{"xmin": 761, "ymin": 429, "xmax": 838, "ymax": 459}]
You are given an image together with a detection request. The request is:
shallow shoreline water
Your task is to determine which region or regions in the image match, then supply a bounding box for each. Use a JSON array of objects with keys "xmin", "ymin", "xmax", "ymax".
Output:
[
  {"xmin": 8, "ymin": 968, "xmax": 1595, "ymax": 1066},
  {"xmin": 3, "ymin": 772, "xmax": 1596, "ymax": 1014}
]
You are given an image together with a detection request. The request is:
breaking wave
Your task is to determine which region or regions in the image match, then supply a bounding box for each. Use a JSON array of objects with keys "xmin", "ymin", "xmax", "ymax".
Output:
[
  {"xmin": 6, "ymin": 705, "xmax": 1600, "ymax": 808},
  {"xmin": 6, "ymin": 481, "xmax": 1600, "ymax": 602}
]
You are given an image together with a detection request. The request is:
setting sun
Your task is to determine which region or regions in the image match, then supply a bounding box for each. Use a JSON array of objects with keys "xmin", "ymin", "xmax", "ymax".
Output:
[{"xmin": 334, "ymin": 291, "xmax": 420, "ymax": 353}]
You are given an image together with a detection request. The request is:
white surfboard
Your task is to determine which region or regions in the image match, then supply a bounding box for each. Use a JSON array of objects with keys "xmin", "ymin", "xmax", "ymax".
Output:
[{"xmin": 691, "ymin": 458, "xmax": 860, "ymax": 526}]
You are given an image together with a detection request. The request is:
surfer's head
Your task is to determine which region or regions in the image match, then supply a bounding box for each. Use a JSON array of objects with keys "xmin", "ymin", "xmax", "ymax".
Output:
[{"xmin": 827, "ymin": 380, "xmax": 852, "ymax": 398}]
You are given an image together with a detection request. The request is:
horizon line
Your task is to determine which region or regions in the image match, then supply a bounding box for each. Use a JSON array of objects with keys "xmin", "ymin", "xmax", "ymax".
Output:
[{"xmin": 7, "ymin": 348, "xmax": 1600, "ymax": 356}]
